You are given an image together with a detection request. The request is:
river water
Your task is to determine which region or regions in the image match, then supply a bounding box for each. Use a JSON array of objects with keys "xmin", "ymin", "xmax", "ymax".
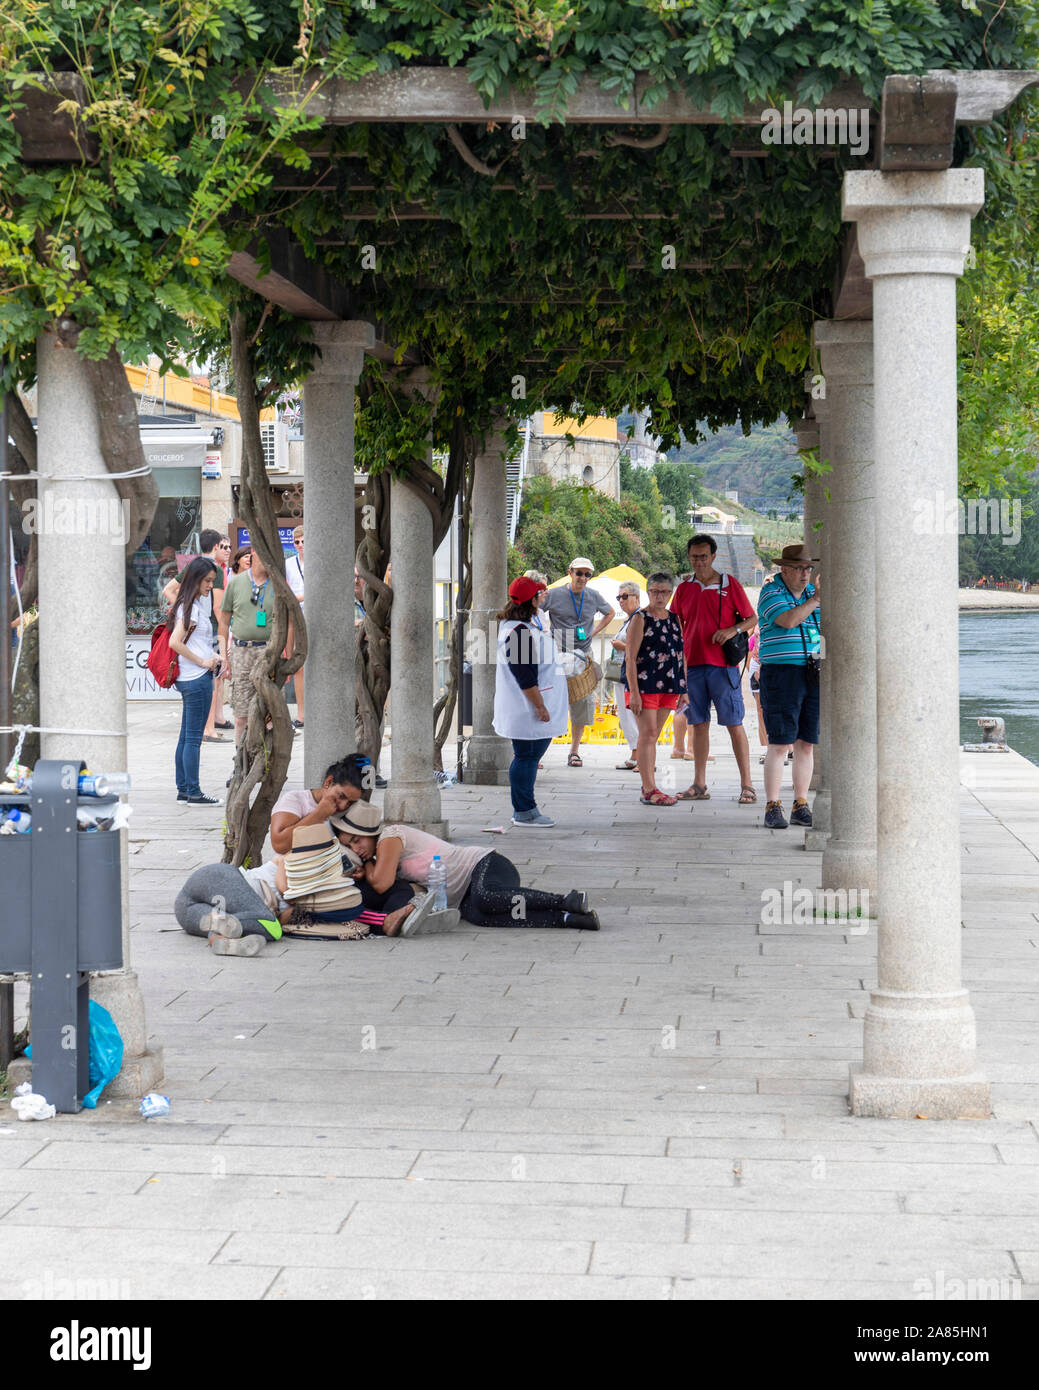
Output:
[{"xmin": 960, "ymin": 611, "xmax": 1039, "ymax": 768}]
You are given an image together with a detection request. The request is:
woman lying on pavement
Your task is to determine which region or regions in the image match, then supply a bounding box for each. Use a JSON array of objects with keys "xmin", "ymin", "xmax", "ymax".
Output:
[{"xmin": 342, "ymin": 803, "xmax": 602, "ymax": 932}]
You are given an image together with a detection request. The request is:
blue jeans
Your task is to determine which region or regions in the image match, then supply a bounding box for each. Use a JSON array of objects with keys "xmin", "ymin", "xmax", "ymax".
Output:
[
  {"xmin": 174, "ymin": 671, "xmax": 214, "ymax": 797},
  {"xmin": 510, "ymin": 736, "xmax": 552, "ymax": 817}
]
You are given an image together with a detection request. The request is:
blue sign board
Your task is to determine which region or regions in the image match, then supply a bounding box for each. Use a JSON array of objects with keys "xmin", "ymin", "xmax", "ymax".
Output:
[{"xmin": 237, "ymin": 526, "xmax": 296, "ymax": 555}]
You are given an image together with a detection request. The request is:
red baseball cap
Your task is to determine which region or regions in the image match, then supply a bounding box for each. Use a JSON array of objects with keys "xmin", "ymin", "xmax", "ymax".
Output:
[{"xmin": 508, "ymin": 576, "xmax": 547, "ymax": 602}]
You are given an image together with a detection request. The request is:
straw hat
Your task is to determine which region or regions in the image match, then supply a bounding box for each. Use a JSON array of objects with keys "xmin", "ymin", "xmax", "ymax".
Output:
[
  {"xmin": 330, "ymin": 802, "xmax": 383, "ymax": 837},
  {"xmin": 283, "ymin": 822, "xmax": 362, "ymax": 911}
]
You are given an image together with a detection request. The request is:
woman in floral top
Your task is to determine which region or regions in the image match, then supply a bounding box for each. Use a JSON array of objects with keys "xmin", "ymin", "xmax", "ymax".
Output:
[{"xmin": 624, "ymin": 571, "xmax": 687, "ymax": 806}]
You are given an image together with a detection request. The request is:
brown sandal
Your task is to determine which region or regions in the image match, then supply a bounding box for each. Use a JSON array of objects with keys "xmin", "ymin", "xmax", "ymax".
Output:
[
  {"xmin": 738, "ymin": 785, "xmax": 757, "ymax": 804},
  {"xmin": 567, "ymin": 753, "xmax": 583, "ymax": 767},
  {"xmin": 676, "ymin": 784, "xmax": 710, "ymax": 801}
]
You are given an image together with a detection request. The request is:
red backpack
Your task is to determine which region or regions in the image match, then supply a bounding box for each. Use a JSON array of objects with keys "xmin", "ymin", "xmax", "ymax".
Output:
[{"xmin": 146, "ymin": 621, "xmax": 179, "ymax": 688}]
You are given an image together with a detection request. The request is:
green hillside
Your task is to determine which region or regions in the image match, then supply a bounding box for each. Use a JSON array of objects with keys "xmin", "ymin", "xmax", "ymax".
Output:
[{"xmin": 669, "ymin": 418, "xmax": 802, "ymax": 507}]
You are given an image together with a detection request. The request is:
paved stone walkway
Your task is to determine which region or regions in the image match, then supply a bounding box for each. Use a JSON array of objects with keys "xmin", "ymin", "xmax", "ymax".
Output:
[{"xmin": 2, "ymin": 704, "xmax": 1038, "ymax": 1300}]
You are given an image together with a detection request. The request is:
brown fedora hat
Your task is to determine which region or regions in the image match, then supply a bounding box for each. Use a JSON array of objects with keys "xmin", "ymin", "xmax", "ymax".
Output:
[{"xmin": 770, "ymin": 543, "xmax": 820, "ymax": 567}]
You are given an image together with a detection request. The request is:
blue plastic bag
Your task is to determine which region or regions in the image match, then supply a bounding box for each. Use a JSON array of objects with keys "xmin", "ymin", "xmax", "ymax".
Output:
[
  {"xmin": 25, "ymin": 1000, "xmax": 124, "ymax": 1109},
  {"xmin": 83, "ymin": 1001, "xmax": 124, "ymax": 1108}
]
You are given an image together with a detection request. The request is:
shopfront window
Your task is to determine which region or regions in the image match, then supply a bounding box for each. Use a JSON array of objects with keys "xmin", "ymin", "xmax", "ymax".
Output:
[{"xmin": 125, "ymin": 467, "xmax": 201, "ymax": 634}]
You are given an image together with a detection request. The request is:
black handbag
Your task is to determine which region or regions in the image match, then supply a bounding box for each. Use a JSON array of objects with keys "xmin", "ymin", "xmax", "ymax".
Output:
[{"xmin": 718, "ymin": 583, "xmax": 749, "ymax": 667}]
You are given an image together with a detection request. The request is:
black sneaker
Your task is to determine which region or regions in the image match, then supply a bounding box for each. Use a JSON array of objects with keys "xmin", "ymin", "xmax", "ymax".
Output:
[
  {"xmin": 375, "ymin": 774, "xmax": 387, "ymax": 789},
  {"xmin": 763, "ymin": 801, "xmax": 788, "ymax": 830},
  {"xmin": 564, "ymin": 910, "xmax": 600, "ymax": 931},
  {"xmin": 176, "ymin": 792, "xmax": 188, "ymax": 802},
  {"xmin": 292, "ymin": 719, "xmax": 304, "ymax": 730},
  {"xmin": 790, "ymin": 799, "xmax": 813, "ymax": 827},
  {"xmin": 185, "ymin": 794, "xmax": 219, "ymax": 806},
  {"xmin": 562, "ymin": 890, "xmax": 590, "ymax": 914}
]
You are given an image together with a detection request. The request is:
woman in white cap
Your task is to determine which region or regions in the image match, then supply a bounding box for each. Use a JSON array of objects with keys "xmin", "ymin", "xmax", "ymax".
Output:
[{"xmin": 341, "ymin": 799, "xmax": 601, "ymax": 932}]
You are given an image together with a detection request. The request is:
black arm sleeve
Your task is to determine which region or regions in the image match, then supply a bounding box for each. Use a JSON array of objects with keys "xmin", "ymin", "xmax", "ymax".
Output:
[{"xmin": 507, "ymin": 655, "xmax": 538, "ymax": 691}]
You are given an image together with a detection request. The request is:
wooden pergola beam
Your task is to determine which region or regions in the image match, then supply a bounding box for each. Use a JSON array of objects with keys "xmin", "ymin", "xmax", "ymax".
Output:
[
  {"xmin": 224, "ymin": 229, "xmax": 418, "ymax": 363},
  {"xmin": 10, "ymin": 74, "xmax": 99, "ymax": 163},
  {"xmin": 247, "ymin": 67, "xmax": 873, "ymax": 126}
]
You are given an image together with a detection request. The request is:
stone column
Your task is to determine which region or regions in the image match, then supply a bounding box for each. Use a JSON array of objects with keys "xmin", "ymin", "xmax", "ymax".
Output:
[
  {"xmin": 801, "ymin": 389, "xmax": 831, "ymax": 851},
  {"xmin": 302, "ymin": 321, "xmax": 374, "ymax": 788},
  {"xmin": 36, "ymin": 327, "xmax": 162, "ymax": 1096},
  {"xmin": 844, "ymin": 168, "xmax": 988, "ymax": 1118},
  {"xmin": 815, "ymin": 321, "xmax": 877, "ymax": 901},
  {"xmin": 465, "ymin": 428, "xmax": 512, "ymax": 785},
  {"xmin": 383, "ymin": 373, "xmax": 447, "ymax": 836}
]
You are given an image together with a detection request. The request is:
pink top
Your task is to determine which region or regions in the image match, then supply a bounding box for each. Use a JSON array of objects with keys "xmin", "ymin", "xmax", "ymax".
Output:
[
  {"xmin": 381, "ymin": 824, "xmax": 492, "ymax": 908},
  {"xmin": 272, "ymin": 788, "xmax": 319, "ymax": 821}
]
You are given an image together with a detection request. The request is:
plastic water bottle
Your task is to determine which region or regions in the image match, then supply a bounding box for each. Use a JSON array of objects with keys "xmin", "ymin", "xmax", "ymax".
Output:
[
  {"xmin": 2, "ymin": 808, "xmax": 31, "ymax": 833},
  {"xmin": 78, "ymin": 772, "xmax": 132, "ymax": 797},
  {"xmin": 427, "ymin": 855, "xmax": 448, "ymax": 911}
]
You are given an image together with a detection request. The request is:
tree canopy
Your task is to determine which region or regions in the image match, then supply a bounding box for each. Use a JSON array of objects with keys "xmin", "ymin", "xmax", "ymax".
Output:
[{"xmin": 1, "ymin": 1, "xmax": 1037, "ymax": 482}]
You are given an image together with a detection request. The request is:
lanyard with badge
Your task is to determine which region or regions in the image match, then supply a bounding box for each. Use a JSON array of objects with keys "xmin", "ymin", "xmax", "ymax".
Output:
[
  {"xmin": 570, "ymin": 587, "xmax": 587, "ymax": 642},
  {"xmin": 250, "ymin": 577, "xmax": 269, "ymax": 628}
]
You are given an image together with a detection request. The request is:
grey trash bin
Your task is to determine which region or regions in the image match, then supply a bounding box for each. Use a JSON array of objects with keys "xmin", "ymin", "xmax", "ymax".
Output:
[{"xmin": 0, "ymin": 759, "xmax": 125, "ymax": 1111}]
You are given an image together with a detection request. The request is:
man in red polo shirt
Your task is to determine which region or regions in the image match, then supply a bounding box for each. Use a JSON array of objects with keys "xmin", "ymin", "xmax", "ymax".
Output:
[{"xmin": 670, "ymin": 534, "xmax": 757, "ymax": 803}]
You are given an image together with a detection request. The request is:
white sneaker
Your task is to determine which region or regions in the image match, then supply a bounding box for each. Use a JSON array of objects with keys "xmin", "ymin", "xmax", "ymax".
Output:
[{"xmin": 512, "ymin": 813, "xmax": 556, "ymax": 828}]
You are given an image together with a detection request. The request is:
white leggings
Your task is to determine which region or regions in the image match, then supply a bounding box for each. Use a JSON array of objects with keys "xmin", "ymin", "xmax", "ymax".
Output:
[{"xmin": 616, "ymin": 698, "xmax": 639, "ymax": 751}]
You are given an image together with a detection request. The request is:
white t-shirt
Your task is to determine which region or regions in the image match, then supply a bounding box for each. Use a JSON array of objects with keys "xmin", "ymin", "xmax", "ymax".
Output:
[
  {"xmin": 240, "ymin": 861, "xmax": 289, "ymax": 912},
  {"xmin": 286, "ymin": 553, "xmax": 304, "ymax": 610},
  {"xmin": 177, "ymin": 596, "xmax": 214, "ymax": 681}
]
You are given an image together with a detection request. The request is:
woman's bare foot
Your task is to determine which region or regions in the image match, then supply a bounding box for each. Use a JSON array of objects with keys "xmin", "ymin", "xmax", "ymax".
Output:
[{"xmin": 383, "ymin": 903, "xmax": 414, "ymax": 937}]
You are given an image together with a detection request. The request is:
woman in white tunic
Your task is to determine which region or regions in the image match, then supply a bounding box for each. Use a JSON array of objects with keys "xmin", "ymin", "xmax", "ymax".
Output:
[{"xmin": 492, "ymin": 575, "xmax": 569, "ymax": 830}]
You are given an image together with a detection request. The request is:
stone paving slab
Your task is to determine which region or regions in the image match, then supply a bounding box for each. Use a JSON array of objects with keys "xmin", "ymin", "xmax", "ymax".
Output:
[{"xmin": 3, "ymin": 711, "xmax": 1039, "ymax": 1300}]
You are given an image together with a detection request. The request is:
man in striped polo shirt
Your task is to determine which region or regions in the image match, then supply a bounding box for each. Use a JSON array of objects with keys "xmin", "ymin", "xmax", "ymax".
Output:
[{"xmin": 757, "ymin": 544, "xmax": 821, "ymax": 830}]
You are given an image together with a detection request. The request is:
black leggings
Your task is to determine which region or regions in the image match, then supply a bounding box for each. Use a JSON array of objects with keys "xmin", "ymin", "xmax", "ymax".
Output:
[{"xmin": 459, "ymin": 852, "xmax": 571, "ymax": 928}]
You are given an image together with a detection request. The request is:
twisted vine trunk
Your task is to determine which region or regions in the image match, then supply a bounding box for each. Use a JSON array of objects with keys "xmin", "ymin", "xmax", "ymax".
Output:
[
  {"xmin": 223, "ymin": 309, "xmax": 307, "ymax": 867},
  {"xmin": 433, "ymin": 451, "xmax": 473, "ymax": 772},
  {"xmin": 354, "ymin": 471, "xmax": 392, "ymax": 766}
]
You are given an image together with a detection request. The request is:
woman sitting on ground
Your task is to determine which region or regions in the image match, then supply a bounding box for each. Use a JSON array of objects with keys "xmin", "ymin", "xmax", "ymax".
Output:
[
  {"xmin": 269, "ymin": 753, "xmax": 370, "ymax": 854},
  {"xmin": 343, "ymin": 805, "xmax": 601, "ymax": 931}
]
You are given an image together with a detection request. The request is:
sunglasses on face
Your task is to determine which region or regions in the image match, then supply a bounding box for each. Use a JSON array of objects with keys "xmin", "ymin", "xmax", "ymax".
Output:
[{"xmin": 571, "ymin": 570, "xmax": 592, "ymax": 578}]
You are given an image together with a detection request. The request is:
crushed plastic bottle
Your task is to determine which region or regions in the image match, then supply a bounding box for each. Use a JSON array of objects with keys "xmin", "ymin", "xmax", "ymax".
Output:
[
  {"xmin": 139, "ymin": 1093, "xmax": 171, "ymax": 1119},
  {"xmin": 11, "ymin": 1082, "xmax": 56, "ymax": 1122},
  {"xmin": 0, "ymin": 808, "xmax": 31, "ymax": 834},
  {"xmin": 427, "ymin": 855, "xmax": 448, "ymax": 912}
]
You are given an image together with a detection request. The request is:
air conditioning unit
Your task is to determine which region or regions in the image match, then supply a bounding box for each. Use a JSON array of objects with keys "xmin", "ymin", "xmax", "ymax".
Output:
[{"xmin": 260, "ymin": 420, "xmax": 289, "ymax": 472}]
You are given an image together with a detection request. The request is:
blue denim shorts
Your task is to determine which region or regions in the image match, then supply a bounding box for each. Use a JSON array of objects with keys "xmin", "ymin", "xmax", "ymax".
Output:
[
  {"xmin": 685, "ymin": 664, "xmax": 745, "ymax": 727},
  {"xmin": 758, "ymin": 663, "xmax": 820, "ymax": 745}
]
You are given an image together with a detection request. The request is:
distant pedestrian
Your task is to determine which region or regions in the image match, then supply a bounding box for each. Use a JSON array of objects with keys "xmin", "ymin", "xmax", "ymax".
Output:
[
  {"xmin": 624, "ymin": 572, "xmax": 686, "ymax": 806},
  {"xmin": 167, "ymin": 556, "xmax": 222, "ymax": 805},
  {"xmin": 492, "ymin": 575, "xmax": 567, "ymax": 828},
  {"xmin": 162, "ymin": 529, "xmax": 232, "ymax": 742},
  {"xmin": 670, "ymin": 534, "xmax": 757, "ymax": 804},
  {"xmin": 231, "ymin": 546, "xmax": 252, "ymax": 575},
  {"xmin": 610, "ymin": 581, "xmax": 641, "ymax": 770},
  {"xmin": 539, "ymin": 557, "xmax": 615, "ymax": 767},
  {"xmin": 285, "ymin": 525, "xmax": 305, "ymax": 731},
  {"xmin": 757, "ymin": 544, "xmax": 821, "ymax": 829},
  {"xmin": 219, "ymin": 549, "xmax": 272, "ymax": 749}
]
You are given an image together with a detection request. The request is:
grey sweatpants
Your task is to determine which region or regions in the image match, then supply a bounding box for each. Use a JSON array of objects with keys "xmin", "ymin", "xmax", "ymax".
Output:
[{"xmin": 175, "ymin": 864, "xmax": 274, "ymax": 938}]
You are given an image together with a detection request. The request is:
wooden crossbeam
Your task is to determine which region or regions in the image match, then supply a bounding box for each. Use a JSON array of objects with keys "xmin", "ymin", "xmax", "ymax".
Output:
[{"xmin": 247, "ymin": 67, "xmax": 873, "ymax": 126}]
